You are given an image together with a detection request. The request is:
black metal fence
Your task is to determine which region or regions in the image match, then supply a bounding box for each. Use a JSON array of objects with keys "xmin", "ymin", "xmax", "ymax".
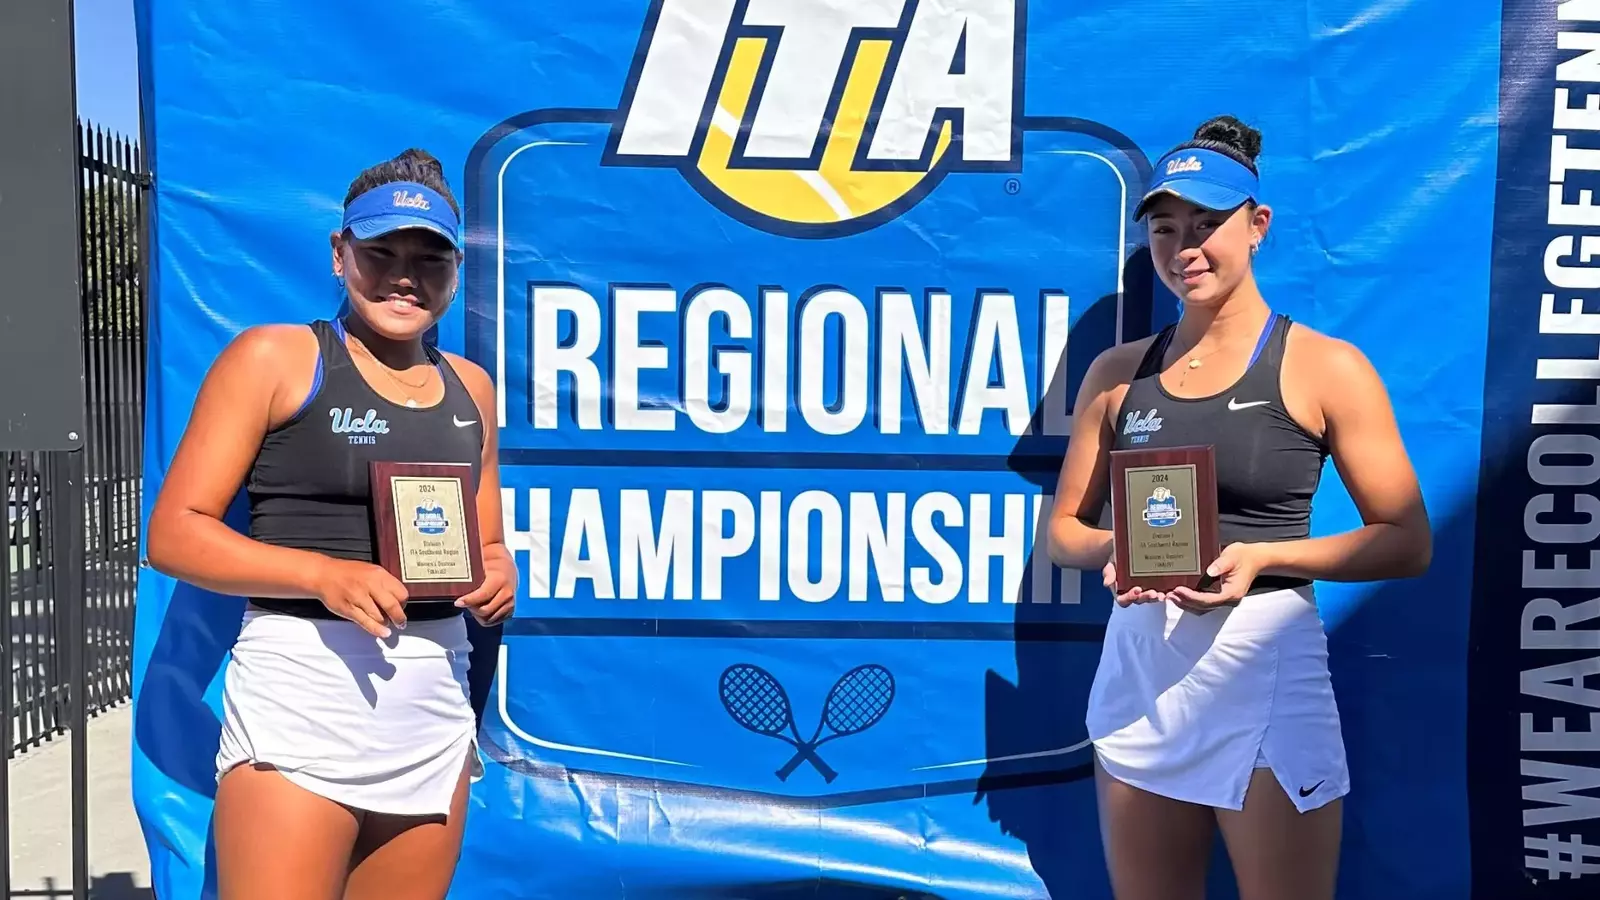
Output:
[
  {"xmin": 0, "ymin": 118, "xmax": 147, "ymax": 900},
  {"xmin": 3, "ymin": 120, "xmax": 146, "ymax": 755}
]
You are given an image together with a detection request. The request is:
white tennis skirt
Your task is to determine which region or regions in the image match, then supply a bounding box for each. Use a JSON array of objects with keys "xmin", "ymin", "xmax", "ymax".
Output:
[
  {"xmin": 1085, "ymin": 584, "xmax": 1349, "ymax": 814},
  {"xmin": 215, "ymin": 607, "xmax": 481, "ymax": 817}
]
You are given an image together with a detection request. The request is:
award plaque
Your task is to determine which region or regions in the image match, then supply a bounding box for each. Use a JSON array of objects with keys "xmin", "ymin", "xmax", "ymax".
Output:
[
  {"xmin": 370, "ymin": 461, "xmax": 484, "ymax": 600},
  {"xmin": 1108, "ymin": 445, "xmax": 1220, "ymax": 593}
]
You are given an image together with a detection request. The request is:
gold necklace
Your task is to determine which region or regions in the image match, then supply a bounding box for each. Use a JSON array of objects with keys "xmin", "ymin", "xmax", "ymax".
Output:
[
  {"xmin": 1171, "ymin": 341, "xmax": 1231, "ymax": 388},
  {"xmin": 348, "ymin": 335, "xmax": 434, "ymax": 407},
  {"xmin": 1171, "ymin": 312, "xmax": 1273, "ymax": 386},
  {"xmin": 1183, "ymin": 344, "xmax": 1227, "ymax": 370}
]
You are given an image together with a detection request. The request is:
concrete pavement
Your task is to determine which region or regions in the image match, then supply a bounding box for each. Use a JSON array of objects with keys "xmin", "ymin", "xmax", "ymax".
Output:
[{"xmin": 6, "ymin": 703, "xmax": 151, "ymax": 899}]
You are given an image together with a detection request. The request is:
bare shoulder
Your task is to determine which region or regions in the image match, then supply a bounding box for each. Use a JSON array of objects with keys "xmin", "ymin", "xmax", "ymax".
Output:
[
  {"xmin": 1282, "ymin": 322, "xmax": 1394, "ymax": 443},
  {"xmin": 207, "ymin": 323, "xmax": 317, "ymax": 402},
  {"xmin": 218, "ymin": 323, "xmax": 317, "ymax": 371},
  {"xmin": 1076, "ymin": 336, "xmax": 1156, "ymax": 412},
  {"xmin": 441, "ymin": 351, "xmax": 493, "ymax": 393},
  {"xmin": 441, "ymin": 350, "xmax": 496, "ymax": 411},
  {"xmin": 1284, "ymin": 323, "xmax": 1385, "ymax": 388},
  {"xmin": 227, "ymin": 324, "xmax": 321, "ymax": 424},
  {"xmin": 1066, "ymin": 335, "xmax": 1156, "ymax": 432},
  {"xmin": 185, "ymin": 324, "xmax": 320, "ymax": 431},
  {"xmin": 1083, "ymin": 336, "xmax": 1157, "ymax": 392}
]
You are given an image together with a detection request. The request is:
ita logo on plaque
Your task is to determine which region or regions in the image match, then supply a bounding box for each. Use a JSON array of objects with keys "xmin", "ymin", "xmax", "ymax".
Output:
[
  {"xmin": 1109, "ymin": 446, "xmax": 1220, "ymax": 593},
  {"xmin": 370, "ymin": 461, "xmax": 485, "ymax": 600}
]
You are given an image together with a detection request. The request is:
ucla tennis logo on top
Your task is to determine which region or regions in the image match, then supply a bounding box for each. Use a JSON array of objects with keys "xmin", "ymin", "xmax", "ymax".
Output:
[{"xmin": 602, "ymin": 0, "xmax": 1023, "ymax": 238}]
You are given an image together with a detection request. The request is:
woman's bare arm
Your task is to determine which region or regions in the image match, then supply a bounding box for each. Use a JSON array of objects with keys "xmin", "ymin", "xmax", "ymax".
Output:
[
  {"xmin": 1257, "ymin": 336, "xmax": 1432, "ymax": 581},
  {"xmin": 1047, "ymin": 343, "xmax": 1142, "ymax": 571},
  {"xmin": 443, "ymin": 352, "xmax": 507, "ymax": 556},
  {"xmin": 443, "ymin": 351, "xmax": 518, "ymax": 624},
  {"xmin": 145, "ymin": 326, "xmax": 351, "ymax": 598}
]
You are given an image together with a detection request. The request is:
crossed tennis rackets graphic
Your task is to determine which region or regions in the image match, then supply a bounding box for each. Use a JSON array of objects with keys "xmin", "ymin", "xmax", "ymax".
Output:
[{"xmin": 718, "ymin": 662, "xmax": 897, "ymax": 783}]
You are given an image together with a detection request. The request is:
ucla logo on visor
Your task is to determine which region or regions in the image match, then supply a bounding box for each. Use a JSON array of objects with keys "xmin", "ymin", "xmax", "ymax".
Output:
[
  {"xmin": 342, "ymin": 180, "xmax": 463, "ymax": 249},
  {"xmin": 1135, "ymin": 146, "xmax": 1259, "ymax": 220}
]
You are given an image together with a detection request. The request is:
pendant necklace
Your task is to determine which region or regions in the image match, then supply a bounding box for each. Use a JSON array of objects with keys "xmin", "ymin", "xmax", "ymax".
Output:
[
  {"xmin": 1173, "ymin": 310, "xmax": 1273, "ymax": 388},
  {"xmin": 1175, "ymin": 343, "xmax": 1224, "ymax": 387},
  {"xmin": 349, "ymin": 335, "xmax": 432, "ymax": 407}
]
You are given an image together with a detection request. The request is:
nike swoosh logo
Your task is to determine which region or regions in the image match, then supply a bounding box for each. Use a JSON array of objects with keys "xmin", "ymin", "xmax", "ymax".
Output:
[
  {"xmin": 1228, "ymin": 398, "xmax": 1270, "ymax": 411},
  {"xmin": 453, "ymin": 416, "xmax": 478, "ymax": 428},
  {"xmin": 1299, "ymin": 780, "xmax": 1324, "ymax": 797}
]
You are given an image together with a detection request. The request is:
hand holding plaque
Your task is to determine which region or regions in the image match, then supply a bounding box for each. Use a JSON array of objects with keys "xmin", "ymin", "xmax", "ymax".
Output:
[
  {"xmin": 370, "ymin": 461, "xmax": 485, "ymax": 601},
  {"xmin": 1108, "ymin": 445, "xmax": 1221, "ymax": 595}
]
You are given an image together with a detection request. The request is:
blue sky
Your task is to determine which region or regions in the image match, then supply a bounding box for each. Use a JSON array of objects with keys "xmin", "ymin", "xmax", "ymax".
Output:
[{"xmin": 75, "ymin": 0, "xmax": 141, "ymax": 138}]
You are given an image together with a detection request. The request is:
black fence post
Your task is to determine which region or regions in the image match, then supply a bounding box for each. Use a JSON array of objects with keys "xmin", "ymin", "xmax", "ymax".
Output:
[
  {"xmin": 48, "ymin": 448, "xmax": 89, "ymax": 900},
  {"xmin": 1, "ymin": 450, "xmax": 12, "ymax": 900},
  {"xmin": 0, "ymin": 112, "xmax": 148, "ymax": 896}
]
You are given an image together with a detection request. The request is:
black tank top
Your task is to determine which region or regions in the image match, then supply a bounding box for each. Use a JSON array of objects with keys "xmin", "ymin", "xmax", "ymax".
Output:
[
  {"xmin": 246, "ymin": 318, "xmax": 485, "ymax": 620},
  {"xmin": 1107, "ymin": 313, "xmax": 1329, "ymax": 594}
]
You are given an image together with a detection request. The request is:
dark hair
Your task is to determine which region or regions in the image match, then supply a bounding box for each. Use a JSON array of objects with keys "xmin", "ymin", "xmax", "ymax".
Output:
[
  {"xmin": 1170, "ymin": 115, "xmax": 1262, "ymax": 175},
  {"xmin": 342, "ymin": 148, "xmax": 460, "ymax": 218}
]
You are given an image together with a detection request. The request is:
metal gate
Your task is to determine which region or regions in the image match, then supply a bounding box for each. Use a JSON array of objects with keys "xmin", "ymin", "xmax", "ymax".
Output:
[{"xmin": 2, "ymin": 119, "xmax": 149, "ymax": 899}]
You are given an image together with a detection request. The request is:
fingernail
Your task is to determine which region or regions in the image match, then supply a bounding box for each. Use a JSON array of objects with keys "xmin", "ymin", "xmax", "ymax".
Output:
[
  {"xmin": 455, "ymin": 600, "xmax": 465, "ymax": 607},
  {"xmin": 397, "ymin": 621, "xmax": 407, "ymax": 630}
]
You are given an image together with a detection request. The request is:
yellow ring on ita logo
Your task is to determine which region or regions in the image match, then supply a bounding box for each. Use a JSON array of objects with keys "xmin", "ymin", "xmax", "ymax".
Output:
[
  {"xmin": 693, "ymin": 37, "xmax": 954, "ymax": 233},
  {"xmin": 604, "ymin": 0, "xmax": 1021, "ymax": 238}
]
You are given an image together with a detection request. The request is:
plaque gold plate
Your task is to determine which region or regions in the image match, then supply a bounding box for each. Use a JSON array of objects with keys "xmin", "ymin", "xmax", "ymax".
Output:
[
  {"xmin": 1108, "ymin": 445, "xmax": 1220, "ymax": 594},
  {"xmin": 370, "ymin": 461, "xmax": 485, "ymax": 601}
]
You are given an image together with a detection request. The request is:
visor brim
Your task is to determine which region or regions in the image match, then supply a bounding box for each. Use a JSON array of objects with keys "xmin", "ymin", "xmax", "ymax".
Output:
[
  {"xmin": 1134, "ymin": 181, "xmax": 1254, "ymax": 221},
  {"xmin": 346, "ymin": 214, "xmax": 462, "ymax": 250}
]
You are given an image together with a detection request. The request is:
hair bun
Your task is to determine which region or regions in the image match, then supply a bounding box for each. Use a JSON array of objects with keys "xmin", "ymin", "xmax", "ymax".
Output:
[
  {"xmin": 1193, "ymin": 115, "xmax": 1262, "ymax": 164},
  {"xmin": 395, "ymin": 148, "xmax": 445, "ymax": 179},
  {"xmin": 344, "ymin": 147, "xmax": 460, "ymax": 216}
]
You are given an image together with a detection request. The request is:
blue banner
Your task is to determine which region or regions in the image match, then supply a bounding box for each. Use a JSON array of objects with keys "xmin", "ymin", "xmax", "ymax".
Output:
[
  {"xmin": 1469, "ymin": 0, "xmax": 1600, "ymax": 895},
  {"xmin": 132, "ymin": 0, "xmax": 1513, "ymax": 897}
]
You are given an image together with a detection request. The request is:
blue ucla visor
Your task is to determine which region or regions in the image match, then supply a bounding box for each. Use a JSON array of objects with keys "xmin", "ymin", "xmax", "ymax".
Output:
[
  {"xmin": 1134, "ymin": 147, "xmax": 1259, "ymax": 220},
  {"xmin": 341, "ymin": 181, "xmax": 462, "ymax": 250}
]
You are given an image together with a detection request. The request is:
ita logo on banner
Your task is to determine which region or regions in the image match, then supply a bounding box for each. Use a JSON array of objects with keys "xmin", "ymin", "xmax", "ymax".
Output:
[
  {"xmin": 603, "ymin": 0, "xmax": 1023, "ymax": 238},
  {"xmin": 458, "ymin": 0, "xmax": 1157, "ymax": 809}
]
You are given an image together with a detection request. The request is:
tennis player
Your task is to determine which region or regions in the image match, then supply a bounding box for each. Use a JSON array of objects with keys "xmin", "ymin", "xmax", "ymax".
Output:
[
  {"xmin": 145, "ymin": 148, "xmax": 517, "ymax": 900},
  {"xmin": 1047, "ymin": 116, "xmax": 1432, "ymax": 900}
]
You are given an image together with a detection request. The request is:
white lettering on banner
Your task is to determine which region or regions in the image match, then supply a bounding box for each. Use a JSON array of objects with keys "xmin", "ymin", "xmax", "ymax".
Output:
[
  {"xmin": 620, "ymin": 489, "xmax": 695, "ymax": 600},
  {"xmin": 703, "ymin": 490, "xmax": 755, "ymax": 601},
  {"xmin": 1524, "ymin": 14, "xmax": 1600, "ymax": 859},
  {"xmin": 850, "ymin": 492, "xmax": 905, "ymax": 601},
  {"xmin": 737, "ymin": 0, "xmax": 905, "ymax": 161},
  {"xmin": 797, "ymin": 291, "xmax": 871, "ymax": 436},
  {"xmin": 1524, "ymin": 759, "xmax": 1600, "ymax": 826},
  {"xmin": 787, "ymin": 491, "xmax": 845, "ymax": 602},
  {"xmin": 528, "ymin": 284, "xmax": 1072, "ymax": 438},
  {"xmin": 761, "ymin": 291, "xmax": 789, "ymax": 434},
  {"xmin": 956, "ymin": 293, "xmax": 1033, "ymax": 435},
  {"xmin": 613, "ymin": 0, "xmax": 1014, "ymax": 165},
  {"xmin": 879, "ymin": 291, "xmax": 953, "ymax": 435},
  {"xmin": 500, "ymin": 487, "xmax": 1073, "ymax": 606},
  {"xmin": 759, "ymin": 491, "xmax": 782, "ymax": 600},
  {"xmin": 1522, "ymin": 599, "xmax": 1600, "ymax": 754},
  {"xmin": 1546, "ymin": 235, "xmax": 1600, "ymax": 289},
  {"xmin": 909, "ymin": 492, "xmax": 963, "ymax": 604},
  {"xmin": 684, "ymin": 287, "xmax": 753, "ymax": 434},
  {"xmin": 613, "ymin": 288, "xmax": 678, "ymax": 432},
  {"xmin": 532, "ymin": 287, "xmax": 603, "ymax": 430},
  {"xmin": 866, "ymin": 0, "xmax": 1015, "ymax": 163}
]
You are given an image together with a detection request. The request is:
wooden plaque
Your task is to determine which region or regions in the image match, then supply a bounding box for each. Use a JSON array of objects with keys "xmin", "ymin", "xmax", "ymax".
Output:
[
  {"xmin": 1108, "ymin": 445, "xmax": 1220, "ymax": 593},
  {"xmin": 370, "ymin": 461, "xmax": 484, "ymax": 600}
]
